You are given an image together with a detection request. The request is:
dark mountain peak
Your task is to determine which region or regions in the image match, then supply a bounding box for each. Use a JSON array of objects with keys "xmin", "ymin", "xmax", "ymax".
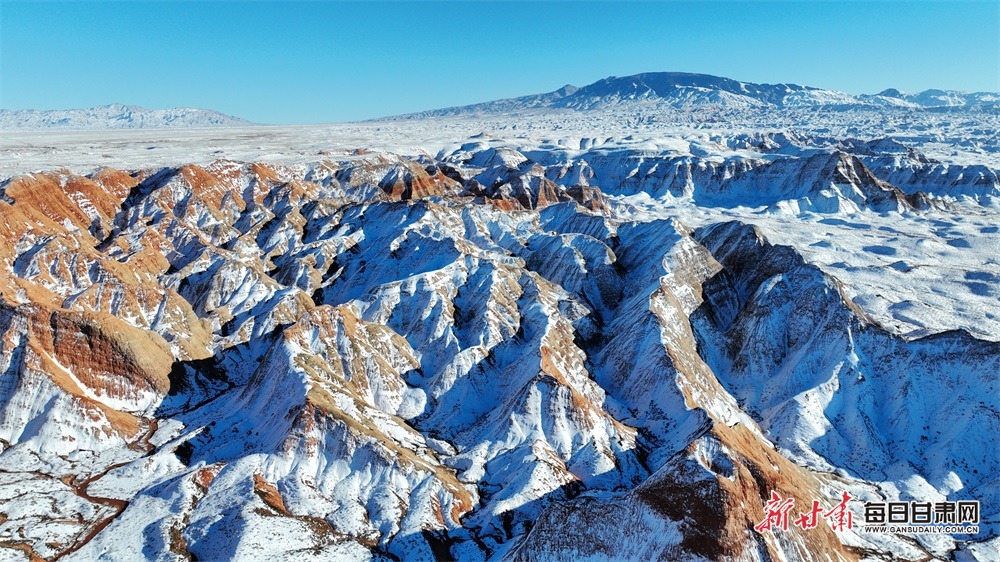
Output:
[
  {"xmin": 877, "ymin": 88, "xmax": 904, "ymax": 98},
  {"xmin": 570, "ymin": 72, "xmax": 814, "ymax": 106},
  {"xmin": 554, "ymin": 84, "xmax": 578, "ymax": 97},
  {"xmin": 600, "ymin": 71, "xmax": 750, "ymax": 91}
]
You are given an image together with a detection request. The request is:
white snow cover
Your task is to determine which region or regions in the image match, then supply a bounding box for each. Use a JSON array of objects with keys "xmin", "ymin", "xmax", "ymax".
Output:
[
  {"xmin": 0, "ymin": 104, "xmax": 251, "ymax": 130},
  {"xmin": 0, "ymin": 73, "xmax": 998, "ymax": 561}
]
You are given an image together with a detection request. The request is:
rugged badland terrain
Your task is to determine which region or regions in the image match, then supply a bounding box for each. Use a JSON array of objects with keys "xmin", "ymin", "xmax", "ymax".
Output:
[{"xmin": 1, "ymin": 73, "xmax": 998, "ymax": 561}]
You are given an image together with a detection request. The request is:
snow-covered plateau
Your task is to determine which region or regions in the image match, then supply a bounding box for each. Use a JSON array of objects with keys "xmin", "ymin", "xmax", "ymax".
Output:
[{"xmin": 0, "ymin": 72, "xmax": 998, "ymax": 561}]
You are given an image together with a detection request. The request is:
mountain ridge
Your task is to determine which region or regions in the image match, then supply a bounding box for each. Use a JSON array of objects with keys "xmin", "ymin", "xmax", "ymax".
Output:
[
  {"xmin": 384, "ymin": 71, "xmax": 1000, "ymax": 119},
  {"xmin": 1, "ymin": 150, "xmax": 996, "ymax": 560},
  {"xmin": 0, "ymin": 103, "xmax": 253, "ymax": 130}
]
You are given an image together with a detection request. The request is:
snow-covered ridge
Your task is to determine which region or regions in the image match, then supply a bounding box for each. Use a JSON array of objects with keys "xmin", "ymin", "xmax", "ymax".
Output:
[
  {"xmin": 387, "ymin": 71, "xmax": 1000, "ymax": 119},
  {"xmin": 0, "ymin": 136, "xmax": 998, "ymax": 560},
  {"xmin": 0, "ymin": 103, "xmax": 252, "ymax": 130}
]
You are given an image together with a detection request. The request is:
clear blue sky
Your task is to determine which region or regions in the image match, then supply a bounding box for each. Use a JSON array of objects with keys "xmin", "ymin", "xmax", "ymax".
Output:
[{"xmin": 2, "ymin": 1, "xmax": 998, "ymax": 124}]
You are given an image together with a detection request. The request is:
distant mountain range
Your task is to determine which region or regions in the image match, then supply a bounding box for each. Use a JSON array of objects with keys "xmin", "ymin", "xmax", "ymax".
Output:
[
  {"xmin": 4, "ymin": 73, "xmax": 997, "ymax": 131},
  {"xmin": 388, "ymin": 71, "xmax": 1000, "ymax": 119},
  {"xmin": 0, "ymin": 103, "xmax": 252, "ymax": 130}
]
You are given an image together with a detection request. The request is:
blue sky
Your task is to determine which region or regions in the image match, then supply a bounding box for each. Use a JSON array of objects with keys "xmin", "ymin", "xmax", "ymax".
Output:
[{"xmin": 2, "ymin": 1, "xmax": 998, "ymax": 124}]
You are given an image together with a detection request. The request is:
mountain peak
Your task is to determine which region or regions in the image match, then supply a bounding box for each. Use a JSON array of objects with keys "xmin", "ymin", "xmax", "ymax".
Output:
[
  {"xmin": 568, "ymin": 71, "xmax": 814, "ymax": 106},
  {"xmin": 387, "ymin": 71, "xmax": 997, "ymax": 120},
  {"xmin": 554, "ymin": 84, "xmax": 578, "ymax": 97},
  {"xmin": 877, "ymin": 88, "xmax": 904, "ymax": 98}
]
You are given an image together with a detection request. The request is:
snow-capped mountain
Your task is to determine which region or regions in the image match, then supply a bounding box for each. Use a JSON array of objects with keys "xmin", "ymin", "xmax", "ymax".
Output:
[
  {"xmin": 393, "ymin": 71, "xmax": 999, "ymax": 118},
  {"xmin": 862, "ymin": 88, "xmax": 1000, "ymax": 109},
  {"xmin": 555, "ymin": 72, "xmax": 820, "ymax": 109},
  {"xmin": 0, "ymin": 103, "xmax": 252, "ymax": 130},
  {"xmin": 1, "ymin": 73, "xmax": 999, "ymax": 561}
]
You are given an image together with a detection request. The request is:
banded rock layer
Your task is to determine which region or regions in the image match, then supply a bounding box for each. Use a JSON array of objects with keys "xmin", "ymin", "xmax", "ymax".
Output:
[{"xmin": 0, "ymin": 142, "xmax": 997, "ymax": 561}]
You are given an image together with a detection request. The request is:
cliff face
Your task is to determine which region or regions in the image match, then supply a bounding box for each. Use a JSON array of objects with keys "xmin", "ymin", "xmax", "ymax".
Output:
[{"xmin": 0, "ymin": 142, "xmax": 997, "ymax": 561}]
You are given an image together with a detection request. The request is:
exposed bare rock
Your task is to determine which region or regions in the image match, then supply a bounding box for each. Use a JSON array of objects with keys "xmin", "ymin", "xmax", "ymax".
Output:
[{"xmin": 0, "ymin": 140, "xmax": 996, "ymax": 561}]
